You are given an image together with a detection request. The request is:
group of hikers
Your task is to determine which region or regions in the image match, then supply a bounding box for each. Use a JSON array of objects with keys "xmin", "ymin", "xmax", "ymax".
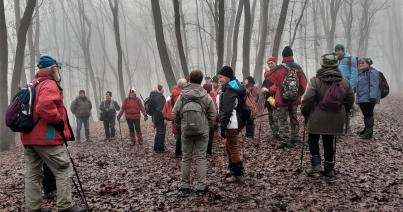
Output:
[{"xmin": 11, "ymin": 42, "xmax": 389, "ymax": 211}]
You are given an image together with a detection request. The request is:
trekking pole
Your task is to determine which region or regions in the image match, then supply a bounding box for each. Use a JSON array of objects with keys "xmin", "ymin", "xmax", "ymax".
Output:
[
  {"xmin": 334, "ymin": 136, "xmax": 337, "ymax": 165},
  {"xmin": 118, "ymin": 119, "xmax": 123, "ymax": 143},
  {"xmin": 345, "ymin": 111, "xmax": 350, "ymax": 135},
  {"xmin": 60, "ymin": 131, "xmax": 91, "ymax": 211},
  {"xmin": 297, "ymin": 121, "xmax": 307, "ymax": 174}
]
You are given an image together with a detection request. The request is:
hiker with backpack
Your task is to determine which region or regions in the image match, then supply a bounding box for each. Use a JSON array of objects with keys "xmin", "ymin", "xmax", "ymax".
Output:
[
  {"xmin": 18, "ymin": 56, "xmax": 86, "ymax": 211},
  {"xmin": 149, "ymin": 85, "xmax": 167, "ymax": 153},
  {"xmin": 117, "ymin": 88, "xmax": 148, "ymax": 145},
  {"xmin": 356, "ymin": 58, "xmax": 386, "ymax": 139},
  {"xmin": 267, "ymin": 46, "xmax": 307, "ymax": 148},
  {"xmin": 173, "ymin": 70, "xmax": 217, "ymax": 194},
  {"xmin": 262, "ymin": 56, "xmax": 280, "ymax": 139},
  {"xmin": 70, "ymin": 90, "xmax": 92, "ymax": 142},
  {"xmin": 217, "ymin": 66, "xmax": 247, "ymax": 183},
  {"xmin": 301, "ymin": 53, "xmax": 355, "ymax": 177},
  {"xmin": 99, "ymin": 91, "xmax": 120, "ymax": 141},
  {"xmin": 244, "ymin": 76, "xmax": 259, "ymax": 141},
  {"xmin": 335, "ymin": 44, "xmax": 358, "ymax": 91},
  {"xmin": 202, "ymin": 83, "xmax": 218, "ymax": 156},
  {"xmin": 162, "ymin": 78, "xmax": 187, "ymax": 158}
]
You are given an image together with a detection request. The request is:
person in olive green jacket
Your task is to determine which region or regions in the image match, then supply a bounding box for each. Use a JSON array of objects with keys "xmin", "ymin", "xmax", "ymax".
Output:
[
  {"xmin": 301, "ymin": 53, "xmax": 355, "ymax": 177},
  {"xmin": 70, "ymin": 90, "xmax": 92, "ymax": 142}
]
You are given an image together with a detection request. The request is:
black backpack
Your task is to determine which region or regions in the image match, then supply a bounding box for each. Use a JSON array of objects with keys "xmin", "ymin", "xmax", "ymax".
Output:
[
  {"xmin": 378, "ymin": 71, "xmax": 389, "ymax": 98},
  {"xmin": 144, "ymin": 97, "xmax": 154, "ymax": 116}
]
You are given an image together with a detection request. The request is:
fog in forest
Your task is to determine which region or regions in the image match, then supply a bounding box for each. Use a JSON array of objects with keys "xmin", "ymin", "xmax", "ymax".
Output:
[{"xmin": 0, "ymin": 0, "xmax": 401, "ymax": 149}]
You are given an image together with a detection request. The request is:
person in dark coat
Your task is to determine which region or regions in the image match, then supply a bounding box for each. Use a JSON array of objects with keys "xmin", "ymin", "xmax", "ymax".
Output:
[
  {"xmin": 244, "ymin": 76, "xmax": 258, "ymax": 141},
  {"xmin": 356, "ymin": 58, "xmax": 382, "ymax": 139},
  {"xmin": 149, "ymin": 85, "xmax": 167, "ymax": 152},
  {"xmin": 99, "ymin": 91, "xmax": 120, "ymax": 141},
  {"xmin": 70, "ymin": 90, "xmax": 92, "ymax": 142},
  {"xmin": 301, "ymin": 53, "xmax": 355, "ymax": 177}
]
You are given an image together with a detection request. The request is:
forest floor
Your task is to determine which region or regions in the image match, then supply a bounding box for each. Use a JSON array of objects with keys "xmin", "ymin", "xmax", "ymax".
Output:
[{"xmin": 1, "ymin": 97, "xmax": 403, "ymax": 211}]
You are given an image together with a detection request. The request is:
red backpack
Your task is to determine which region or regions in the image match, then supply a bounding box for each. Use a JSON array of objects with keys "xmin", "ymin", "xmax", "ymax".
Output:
[{"xmin": 319, "ymin": 81, "xmax": 347, "ymax": 112}]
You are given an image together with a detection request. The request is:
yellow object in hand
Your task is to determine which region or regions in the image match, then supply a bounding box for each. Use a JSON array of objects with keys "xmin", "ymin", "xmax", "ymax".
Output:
[{"xmin": 267, "ymin": 96, "xmax": 276, "ymax": 107}]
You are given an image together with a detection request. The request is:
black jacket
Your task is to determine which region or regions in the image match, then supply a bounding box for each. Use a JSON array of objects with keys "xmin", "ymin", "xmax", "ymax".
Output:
[
  {"xmin": 149, "ymin": 90, "xmax": 166, "ymax": 123},
  {"xmin": 219, "ymin": 79, "xmax": 246, "ymax": 130}
]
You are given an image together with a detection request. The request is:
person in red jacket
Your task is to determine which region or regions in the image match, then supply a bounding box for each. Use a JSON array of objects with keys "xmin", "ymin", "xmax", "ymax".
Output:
[
  {"xmin": 262, "ymin": 56, "xmax": 280, "ymax": 139},
  {"xmin": 117, "ymin": 88, "xmax": 148, "ymax": 145},
  {"xmin": 244, "ymin": 76, "xmax": 259, "ymax": 141},
  {"xmin": 162, "ymin": 78, "xmax": 187, "ymax": 158},
  {"xmin": 267, "ymin": 46, "xmax": 307, "ymax": 148},
  {"xmin": 203, "ymin": 83, "xmax": 218, "ymax": 156},
  {"xmin": 21, "ymin": 56, "xmax": 86, "ymax": 212}
]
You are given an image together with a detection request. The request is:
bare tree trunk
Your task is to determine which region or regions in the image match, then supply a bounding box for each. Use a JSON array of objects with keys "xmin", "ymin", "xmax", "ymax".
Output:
[
  {"xmin": 27, "ymin": 20, "xmax": 35, "ymax": 79},
  {"xmin": 289, "ymin": 0, "xmax": 308, "ymax": 47},
  {"xmin": 195, "ymin": 0, "xmax": 207, "ymax": 73},
  {"xmin": 271, "ymin": 0, "xmax": 290, "ymax": 58},
  {"xmin": 319, "ymin": 0, "xmax": 342, "ymax": 51},
  {"xmin": 216, "ymin": 0, "xmax": 225, "ymax": 73},
  {"xmin": 230, "ymin": 0, "xmax": 243, "ymax": 71},
  {"xmin": 108, "ymin": 0, "xmax": 125, "ymax": 100},
  {"xmin": 151, "ymin": 0, "xmax": 176, "ymax": 89},
  {"xmin": 241, "ymin": 0, "xmax": 252, "ymax": 78},
  {"xmin": 253, "ymin": 0, "xmax": 269, "ymax": 85},
  {"xmin": 225, "ymin": 0, "xmax": 236, "ymax": 65},
  {"xmin": 10, "ymin": 0, "xmax": 36, "ymax": 95},
  {"xmin": 179, "ymin": 0, "xmax": 190, "ymax": 63},
  {"xmin": 0, "ymin": 0, "xmax": 12, "ymax": 151},
  {"xmin": 173, "ymin": 0, "xmax": 189, "ymax": 78}
]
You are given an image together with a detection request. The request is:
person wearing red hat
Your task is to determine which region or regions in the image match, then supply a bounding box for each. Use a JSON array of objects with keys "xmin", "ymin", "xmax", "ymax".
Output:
[{"xmin": 262, "ymin": 56, "xmax": 280, "ymax": 139}]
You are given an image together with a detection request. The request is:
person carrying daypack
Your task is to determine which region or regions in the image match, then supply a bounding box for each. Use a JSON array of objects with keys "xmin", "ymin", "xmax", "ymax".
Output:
[
  {"xmin": 202, "ymin": 83, "xmax": 218, "ymax": 156},
  {"xmin": 149, "ymin": 84, "xmax": 167, "ymax": 153},
  {"xmin": 99, "ymin": 91, "xmax": 120, "ymax": 141},
  {"xmin": 301, "ymin": 53, "xmax": 355, "ymax": 177},
  {"xmin": 335, "ymin": 44, "xmax": 359, "ymax": 91},
  {"xmin": 217, "ymin": 66, "xmax": 247, "ymax": 183},
  {"xmin": 356, "ymin": 58, "xmax": 385, "ymax": 139},
  {"xmin": 70, "ymin": 90, "xmax": 92, "ymax": 142},
  {"xmin": 18, "ymin": 56, "xmax": 86, "ymax": 212},
  {"xmin": 162, "ymin": 78, "xmax": 187, "ymax": 158},
  {"xmin": 267, "ymin": 46, "xmax": 307, "ymax": 148},
  {"xmin": 117, "ymin": 88, "xmax": 148, "ymax": 145},
  {"xmin": 173, "ymin": 70, "xmax": 216, "ymax": 194},
  {"xmin": 244, "ymin": 76, "xmax": 259, "ymax": 141}
]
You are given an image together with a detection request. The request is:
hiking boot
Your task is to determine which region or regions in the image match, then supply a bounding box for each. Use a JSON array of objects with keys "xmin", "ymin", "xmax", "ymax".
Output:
[
  {"xmin": 58, "ymin": 207, "xmax": 87, "ymax": 212},
  {"xmin": 356, "ymin": 128, "xmax": 367, "ymax": 135},
  {"xmin": 196, "ymin": 186, "xmax": 208, "ymax": 194},
  {"xmin": 31, "ymin": 209, "xmax": 52, "ymax": 212},
  {"xmin": 225, "ymin": 175, "xmax": 244, "ymax": 183},
  {"xmin": 323, "ymin": 161, "xmax": 335, "ymax": 177},
  {"xmin": 179, "ymin": 187, "xmax": 191, "ymax": 194},
  {"xmin": 137, "ymin": 132, "xmax": 143, "ymax": 144},
  {"xmin": 278, "ymin": 142, "xmax": 290, "ymax": 149},
  {"xmin": 43, "ymin": 190, "xmax": 56, "ymax": 200},
  {"xmin": 360, "ymin": 117, "xmax": 374, "ymax": 139},
  {"xmin": 85, "ymin": 139, "xmax": 92, "ymax": 143},
  {"xmin": 130, "ymin": 133, "xmax": 136, "ymax": 145},
  {"xmin": 306, "ymin": 155, "xmax": 322, "ymax": 177}
]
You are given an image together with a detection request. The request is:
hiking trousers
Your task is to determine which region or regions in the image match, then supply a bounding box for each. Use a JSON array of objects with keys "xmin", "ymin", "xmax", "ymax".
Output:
[
  {"xmin": 268, "ymin": 106, "xmax": 279, "ymax": 136},
  {"xmin": 42, "ymin": 163, "xmax": 56, "ymax": 194},
  {"xmin": 308, "ymin": 134, "xmax": 335, "ymax": 162},
  {"xmin": 277, "ymin": 105, "xmax": 300, "ymax": 141},
  {"xmin": 76, "ymin": 117, "xmax": 89, "ymax": 141},
  {"xmin": 127, "ymin": 119, "xmax": 141, "ymax": 133},
  {"xmin": 103, "ymin": 118, "xmax": 116, "ymax": 139},
  {"xmin": 153, "ymin": 119, "xmax": 166, "ymax": 152},
  {"xmin": 24, "ymin": 145, "xmax": 73, "ymax": 210},
  {"xmin": 181, "ymin": 133, "xmax": 209, "ymax": 190},
  {"xmin": 245, "ymin": 118, "xmax": 255, "ymax": 139}
]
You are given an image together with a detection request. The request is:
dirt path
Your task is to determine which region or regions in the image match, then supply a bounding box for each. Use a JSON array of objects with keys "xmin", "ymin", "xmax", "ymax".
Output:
[{"xmin": 1, "ymin": 97, "xmax": 402, "ymax": 211}]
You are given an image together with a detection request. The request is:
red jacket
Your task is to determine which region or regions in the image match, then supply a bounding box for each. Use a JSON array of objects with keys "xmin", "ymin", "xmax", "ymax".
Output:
[
  {"xmin": 118, "ymin": 97, "xmax": 146, "ymax": 120},
  {"xmin": 267, "ymin": 56, "xmax": 307, "ymax": 107},
  {"xmin": 162, "ymin": 86, "xmax": 182, "ymax": 134},
  {"xmin": 21, "ymin": 71, "xmax": 74, "ymax": 146}
]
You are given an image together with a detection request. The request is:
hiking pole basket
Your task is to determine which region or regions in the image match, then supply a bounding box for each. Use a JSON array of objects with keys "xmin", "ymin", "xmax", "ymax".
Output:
[{"xmin": 61, "ymin": 131, "xmax": 91, "ymax": 211}]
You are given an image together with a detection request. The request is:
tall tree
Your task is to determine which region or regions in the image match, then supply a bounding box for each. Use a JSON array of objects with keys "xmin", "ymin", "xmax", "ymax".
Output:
[
  {"xmin": 253, "ymin": 0, "xmax": 269, "ymax": 85},
  {"xmin": 271, "ymin": 0, "xmax": 290, "ymax": 58},
  {"xmin": 173, "ymin": 0, "xmax": 189, "ymax": 78},
  {"xmin": 319, "ymin": 0, "xmax": 342, "ymax": 51},
  {"xmin": 0, "ymin": 0, "xmax": 12, "ymax": 151},
  {"xmin": 225, "ymin": 0, "xmax": 236, "ymax": 65},
  {"xmin": 311, "ymin": 0, "xmax": 320, "ymax": 69},
  {"xmin": 241, "ymin": 0, "xmax": 252, "ymax": 78},
  {"xmin": 150, "ymin": 0, "xmax": 176, "ymax": 89},
  {"xmin": 230, "ymin": 0, "xmax": 243, "ymax": 71},
  {"xmin": 10, "ymin": 0, "xmax": 37, "ymax": 95},
  {"xmin": 289, "ymin": 0, "xmax": 308, "ymax": 47},
  {"xmin": 216, "ymin": 0, "xmax": 225, "ymax": 73},
  {"xmin": 108, "ymin": 0, "xmax": 125, "ymax": 100}
]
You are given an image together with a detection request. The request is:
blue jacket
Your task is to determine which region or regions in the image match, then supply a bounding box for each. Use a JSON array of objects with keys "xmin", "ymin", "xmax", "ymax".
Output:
[
  {"xmin": 338, "ymin": 53, "xmax": 358, "ymax": 91},
  {"xmin": 356, "ymin": 67, "xmax": 381, "ymax": 104}
]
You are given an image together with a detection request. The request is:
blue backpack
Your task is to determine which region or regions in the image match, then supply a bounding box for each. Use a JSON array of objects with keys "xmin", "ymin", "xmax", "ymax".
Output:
[{"xmin": 5, "ymin": 79, "xmax": 49, "ymax": 133}]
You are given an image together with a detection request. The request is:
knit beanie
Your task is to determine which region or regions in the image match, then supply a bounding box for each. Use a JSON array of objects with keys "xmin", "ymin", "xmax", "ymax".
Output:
[
  {"xmin": 37, "ymin": 55, "xmax": 61, "ymax": 69},
  {"xmin": 218, "ymin": 66, "xmax": 234, "ymax": 79},
  {"xmin": 106, "ymin": 91, "xmax": 112, "ymax": 97},
  {"xmin": 282, "ymin": 46, "xmax": 293, "ymax": 58},
  {"xmin": 266, "ymin": 56, "xmax": 277, "ymax": 63},
  {"xmin": 334, "ymin": 44, "xmax": 345, "ymax": 52}
]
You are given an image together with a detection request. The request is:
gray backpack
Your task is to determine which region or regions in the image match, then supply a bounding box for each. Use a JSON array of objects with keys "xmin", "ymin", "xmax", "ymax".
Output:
[{"xmin": 179, "ymin": 96, "xmax": 207, "ymax": 136}]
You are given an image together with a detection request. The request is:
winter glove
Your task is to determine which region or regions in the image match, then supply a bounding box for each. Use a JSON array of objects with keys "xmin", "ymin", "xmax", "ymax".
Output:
[
  {"xmin": 53, "ymin": 120, "xmax": 64, "ymax": 132},
  {"xmin": 117, "ymin": 115, "xmax": 121, "ymax": 121},
  {"xmin": 221, "ymin": 127, "xmax": 227, "ymax": 138}
]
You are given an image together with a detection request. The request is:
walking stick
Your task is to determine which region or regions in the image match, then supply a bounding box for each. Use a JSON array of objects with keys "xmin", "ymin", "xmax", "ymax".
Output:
[
  {"xmin": 297, "ymin": 121, "xmax": 307, "ymax": 174},
  {"xmin": 345, "ymin": 111, "xmax": 350, "ymax": 135},
  {"xmin": 334, "ymin": 136, "xmax": 337, "ymax": 165},
  {"xmin": 118, "ymin": 119, "xmax": 123, "ymax": 143},
  {"xmin": 60, "ymin": 131, "xmax": 92, "ymax": 211}
]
